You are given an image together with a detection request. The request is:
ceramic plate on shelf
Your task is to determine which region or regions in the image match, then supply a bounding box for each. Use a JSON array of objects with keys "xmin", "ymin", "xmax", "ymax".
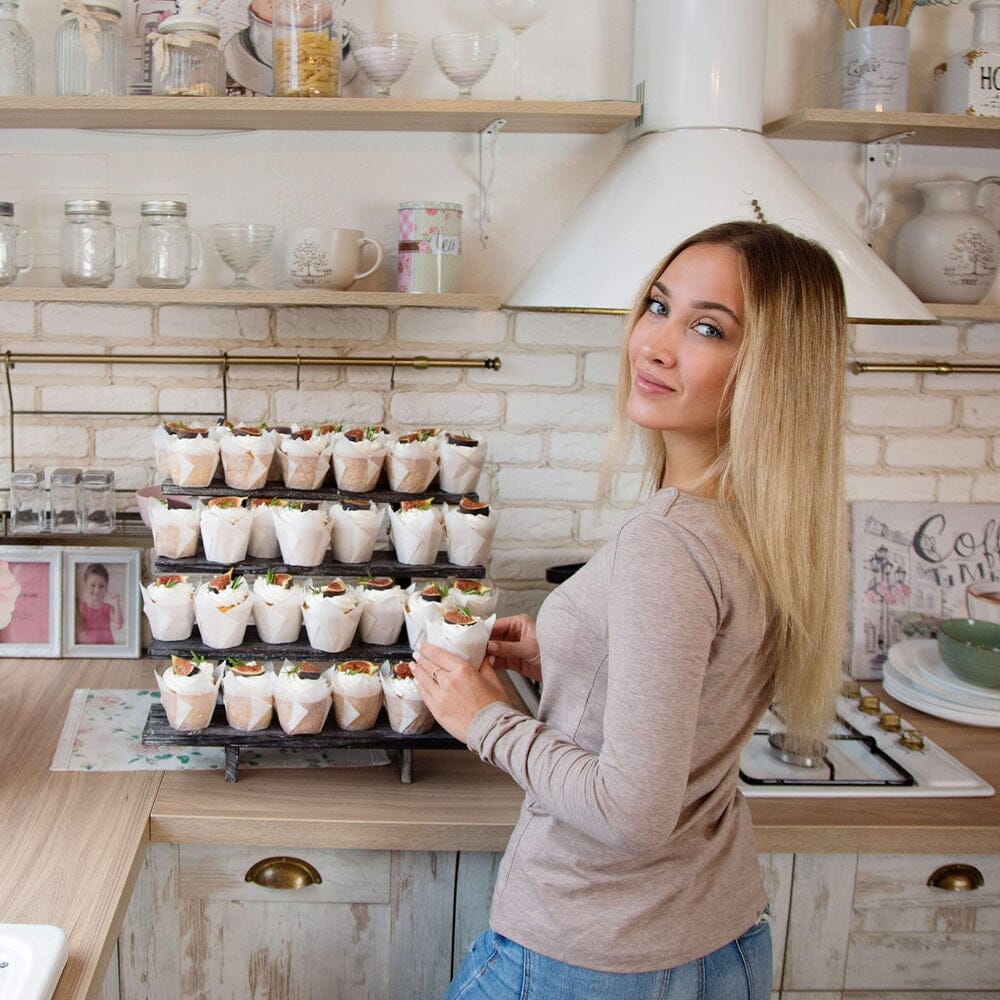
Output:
[
  {"xmin": 882, "ymin": 657, "xmax": 1000, "ymax": 728},
  {"xmin": 888, "ymin": 639, "xmax": 1000, "ymax": 708}
]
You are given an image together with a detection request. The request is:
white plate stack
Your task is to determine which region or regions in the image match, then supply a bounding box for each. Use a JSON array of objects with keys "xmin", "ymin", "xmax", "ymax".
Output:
[{"xmin": 885, "ymin": 639, "xmax": 1000, "ymax": 728}]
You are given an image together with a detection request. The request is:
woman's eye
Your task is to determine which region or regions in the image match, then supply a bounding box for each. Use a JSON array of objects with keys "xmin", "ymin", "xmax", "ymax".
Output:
[
  {"xmin": 694, "ymin": 321, "xmax": 723, "ymax": 340},
  {"xmin": 647, "ymin": 298, "xmax": 667, "ymax": 316}
]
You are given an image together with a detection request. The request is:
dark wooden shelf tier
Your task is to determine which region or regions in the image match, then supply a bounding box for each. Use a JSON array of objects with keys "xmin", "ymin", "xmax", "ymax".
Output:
[
  {"xmin": 146, "ymin": 625, "xmax": 412, "ymax": 662},
  {"xmin": 159, "ymin": 476, "xmax": 477, "ymax": 508},
  {"xmin": 141, "ymin": 702, "xmax": 462, "ymax": 782},
  {"xmin": 152, "ymin": 548, "xmax": 485, "ymax": 580}
]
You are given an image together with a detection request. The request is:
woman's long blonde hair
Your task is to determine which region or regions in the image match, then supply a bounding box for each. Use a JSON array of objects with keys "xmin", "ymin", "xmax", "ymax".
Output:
[{"xmin": 604, "ymin": 221, "xmax": 848, "ymax": 747}]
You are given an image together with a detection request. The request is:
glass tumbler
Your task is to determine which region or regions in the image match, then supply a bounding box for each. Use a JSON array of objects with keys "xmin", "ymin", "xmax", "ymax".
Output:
[
  {"xmin": 60, "ymin": 200, "xmax": 128, "ymax": 288},
  {"xmin": 81, "ymin": 469, "xmax": 115, "ymax": 533},
  {"xmin": 0, "ymin": 0, "xmax": 35, "ymax": 95},
  {"xmin": 273, "ymin": 0, "xmax": 340, "ymax": 97},
  {"xmin": 8, "ymin": 468, "xmax": 46, "ymax": 533},
  {"xmin": 0, "ymin": 202, "xmax": 32, "ymax": 287},
  {"xmin": 55, "ymin": 0, "xmax": 127, "ymax": 97},
  {"xmin": 136, "ymin": 200, "xmax": 202, "ymax": 289},
  {"xmin": 49, "ymin": 467, "xmax": 82, "ymax": 533}
]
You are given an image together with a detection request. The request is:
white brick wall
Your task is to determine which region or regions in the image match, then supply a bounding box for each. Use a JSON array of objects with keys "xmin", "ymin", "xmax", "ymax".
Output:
[{"xmin": 3, "ymin": 303, "xmax": 1000, "ymax": 619}]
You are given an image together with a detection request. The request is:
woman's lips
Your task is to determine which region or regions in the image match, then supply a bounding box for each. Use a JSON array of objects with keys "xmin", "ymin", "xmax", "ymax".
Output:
[{"xmin": 634, "ymin": 371, "xmax": 676, "ymax": 394}]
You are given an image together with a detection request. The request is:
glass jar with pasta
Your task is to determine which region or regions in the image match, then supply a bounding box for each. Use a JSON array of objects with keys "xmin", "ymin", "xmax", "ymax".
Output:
[{"xmin": 272, "ymin": 0, "xmax": 340, "ymax": 97}]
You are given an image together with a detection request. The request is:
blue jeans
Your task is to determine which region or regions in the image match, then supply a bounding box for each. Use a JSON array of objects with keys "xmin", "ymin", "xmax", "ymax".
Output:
[{"xmin": 444, "ymin": 919, "xmax": 772, "ymax": 1000}]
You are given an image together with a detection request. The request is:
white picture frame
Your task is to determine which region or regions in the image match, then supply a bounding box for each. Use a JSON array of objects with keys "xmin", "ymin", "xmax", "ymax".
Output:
[
  {"xmin": 62, "ymin": 548, "xmax": 141, "ymax": 659},
  {"xmin": 0, "ymin": 546, "xmax": 63, "ymax": 658}
]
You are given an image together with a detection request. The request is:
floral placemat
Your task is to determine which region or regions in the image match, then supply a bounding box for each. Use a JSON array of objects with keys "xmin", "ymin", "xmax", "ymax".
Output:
[{"xmin": 51, "ymin": 689, "xmax": 390, "ymax": 772}]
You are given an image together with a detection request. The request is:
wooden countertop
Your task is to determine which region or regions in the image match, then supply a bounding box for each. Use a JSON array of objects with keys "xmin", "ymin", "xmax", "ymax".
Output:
[{"xmin": 1, "ymin": 657, "xmax": 999, "ymax": 999}]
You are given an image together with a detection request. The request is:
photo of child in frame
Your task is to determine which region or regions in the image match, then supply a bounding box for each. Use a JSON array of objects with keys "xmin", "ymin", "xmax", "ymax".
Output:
[{"xmin": 75, "ymin": 562, "xmax": 126, "ymax": 647}]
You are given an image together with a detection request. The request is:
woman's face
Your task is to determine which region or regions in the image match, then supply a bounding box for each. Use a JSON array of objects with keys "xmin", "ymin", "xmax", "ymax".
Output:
[{"xmin": 626, "ymin": 243, "xmax": 745, "ymax": 440}]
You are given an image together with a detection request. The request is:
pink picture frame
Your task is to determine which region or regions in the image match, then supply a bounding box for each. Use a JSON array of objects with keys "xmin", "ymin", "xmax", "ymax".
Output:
[{"xmin": 0, "ymin": 547, "xmax": 62, "ymax": 657}]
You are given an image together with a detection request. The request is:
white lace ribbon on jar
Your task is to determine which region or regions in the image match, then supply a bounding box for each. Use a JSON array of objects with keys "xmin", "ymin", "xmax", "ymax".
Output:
[
  {"xmin": 63, "ymin": 0, "xmax": 118, "ymax": 64},
  {"xmin": 147, "ymin": 29, "xmax": 221, "ymax": 80}
]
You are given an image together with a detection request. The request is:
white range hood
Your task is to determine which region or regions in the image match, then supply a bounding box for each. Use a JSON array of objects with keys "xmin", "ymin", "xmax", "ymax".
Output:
[{"xmin": 506, "ymin": 0, "xmax": 936, "ymax": 325}]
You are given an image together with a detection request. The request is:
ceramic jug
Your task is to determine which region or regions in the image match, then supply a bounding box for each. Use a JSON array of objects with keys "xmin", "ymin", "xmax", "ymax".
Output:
[{"xmin": 894, "ymin": 177, "xmax": 1000, "ymax": 304}]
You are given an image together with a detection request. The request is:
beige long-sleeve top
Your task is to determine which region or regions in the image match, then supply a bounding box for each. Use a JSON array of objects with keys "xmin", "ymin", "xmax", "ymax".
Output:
[{"xmin": 466, "ymin": 489, "xmax": 774, "ymax": 973}]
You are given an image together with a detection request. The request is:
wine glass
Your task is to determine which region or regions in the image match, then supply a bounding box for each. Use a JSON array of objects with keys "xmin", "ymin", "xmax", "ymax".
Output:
[
  {"xmin": 431, "ymin": 32, "xmax": 500, "ymax": 99},
  {"xmin": 208, "ymin": 224, "xmax": 275, "ymax": 289},
  {"xmin": 353, "ymin": 31, "xmax": 418, "ymax": 98},
  {"xmin": 480, "ymin": 0, "xmax": 555, "ymax": 100}
]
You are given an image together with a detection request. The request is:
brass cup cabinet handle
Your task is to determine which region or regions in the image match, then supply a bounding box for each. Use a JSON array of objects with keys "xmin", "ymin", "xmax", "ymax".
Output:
[
  {"xmin": 927, "ymin": 863, "xmax": 984, "ymax": 892},
  {"xmin": 244, "ymin": 856, "xmax": 323, "ymax": 890}
]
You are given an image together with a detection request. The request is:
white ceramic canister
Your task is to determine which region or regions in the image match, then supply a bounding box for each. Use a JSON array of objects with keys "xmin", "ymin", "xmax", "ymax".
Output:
[
  {"xmin": 397, "ymin": 201, "xmax": 462, "ymax": 294},
  {"xmin": 840, "ymin": 25, "xmax": 910, "ymax": 112},
  {"xmin": 894, "ymin": 177, "xmax": 1000, "ymax": 304},
  {"xmin": 933, "ymin": 0, "xmax": 1000, "ymax": 117}
]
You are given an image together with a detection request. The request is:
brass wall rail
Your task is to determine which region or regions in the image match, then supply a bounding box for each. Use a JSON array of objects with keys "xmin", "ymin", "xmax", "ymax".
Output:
[
  {"xmin": 2, "ymin": 349, "xmax": 502, "ymax": 472},
  {"xmin": 852, "ymin": 361, "xmax": 1000, "ymax": 375}
]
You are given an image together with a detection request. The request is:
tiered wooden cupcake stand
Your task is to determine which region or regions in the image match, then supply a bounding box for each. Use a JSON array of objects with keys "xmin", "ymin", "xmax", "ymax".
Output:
[{"xmin": 142, "ymin": 475, "xmax": 486, "ymax": 781}]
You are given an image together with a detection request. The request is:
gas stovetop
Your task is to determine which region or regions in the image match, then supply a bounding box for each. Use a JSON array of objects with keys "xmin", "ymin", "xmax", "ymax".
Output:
[{"xmin": 739, "ymin": 685, "xmax": 994, "ymax": 798}]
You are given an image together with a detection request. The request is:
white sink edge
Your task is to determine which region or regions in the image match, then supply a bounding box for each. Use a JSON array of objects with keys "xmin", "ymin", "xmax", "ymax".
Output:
[{"xmin": 0, "ymin": 924, "xmax": 69, "ymax": 1000}]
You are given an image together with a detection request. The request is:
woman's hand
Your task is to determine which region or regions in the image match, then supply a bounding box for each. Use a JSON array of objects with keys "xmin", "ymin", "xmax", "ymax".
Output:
[
  {"xmin": 411, "ymin": 643, "xmax": 513, "ymax": 744},
  {"xmin": 487, "ymin": 615, "xmax": 542, "ymax": 682}
]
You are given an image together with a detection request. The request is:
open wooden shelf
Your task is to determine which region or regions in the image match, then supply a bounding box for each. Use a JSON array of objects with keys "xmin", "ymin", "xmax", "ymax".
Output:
[
  {"xmin": 0, "ymin": 96, "xmax": 641, "ymax": 134},
  {"xmin": 926, "ymin": 303, "xmax": 1000, "ymax": 322},
  {"xmin": 764, "ymin": 108, "xmax": 1000, "ymax": 149},
  {"xmin": 0, "ymin": 287, "xmax": 502, "ymax": 309}
]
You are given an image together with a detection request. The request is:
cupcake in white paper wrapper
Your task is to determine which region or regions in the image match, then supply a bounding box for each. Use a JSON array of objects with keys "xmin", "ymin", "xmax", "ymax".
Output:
[
  {"xmin": 274, "ymin": 660, "xmax": 332, "ymax": 735},
  {"xmin": 388, "ymin": 498, "xmax": 444, "ymax": 566},
  {"xmin": 168, "ymin": 427, "xmax": 221, "ymax": 488},
  {"xmin": 149, "ymin": 496, "xmax": 202, "ymax": 559},
  {"xmin": 193, "ymin": 570, "xmax": 254, "ymax": 649},
  {"xmin": 266, "ymin": 425, "xmax": 292, "ymax": 482},
  {"xmin": 220, "ymin": 425, "xmax": 276, "ymax": 491},
  {"xmin": 301, "ymin": 579, "xmax": 364, "ymax": 653},
  {"xmin": 155, "ymin": 654, "xmax": 221, "ymax": 732},
  {"xmin": 141, "ymin": 573, "xmax": 196, "ymax": 641},
  {"xmin": 403, "ymin": 581, "xmax": 449, "ymax": 648},
  {"xmin": 423, "ymin": 604, "xmax": 496, "ymax": 670},
  {"xmin": 330, "ymin": 659, "xmax": 383, "ymax": 731},
  {"xmin": 248, "ymin": 498, "xmax": 280, "ymax": 558},
  {"xmin": 222, "ymin": 659, "xmax": 275, "ymax": 732},
  {"xmin": 332, "ymin": 426, "xmax": 388, "ymax": 493},
  {"xmin": 278, "ymin": 429, "xmax": 331, "ymax": 490},
  {"xmin": 380, "ymin": 660, "xmax": 435, "ymax": 735},
  {"xmin": 329, "ymin": 499, "xmax": 385, "ymax": 563},
  {"xmin": 386, "ymin": 432, "xmax": 440, "ymax": 494},
  {"xmin": 445, "ymin": 578, "xmax": 499, "ymax": 619},
  {"xmin": 439, "ymin": 432, "xmax": 487, "ymax": 494},
  {"xmin": 271, "ymin": 501, "xmax": 332, "ymax": 568},
  {"xmin": 443, "ymin": 499, "xmax": 497, "ymax": 568},
  {"xmin": 252, "ymin": 570, "xmax": 304, "ymax": 644},
  {"xmin": 152, "ymin": 422, "xmax": 175, "ymax": 478},
  {"xmin": 200, "ymin": 497, "xmax": 253, "ymax": 565},
  {"xmin": 357, "ymin": 578, "xmax": 405, "ymax": 646}
]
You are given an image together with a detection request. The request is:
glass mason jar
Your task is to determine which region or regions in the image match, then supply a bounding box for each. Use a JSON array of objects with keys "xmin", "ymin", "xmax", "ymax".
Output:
[
  {"xmin": 0, "ymin": 202, "xmax": 32, "ymax": 288},
  {"xmin": 55, "ymin": 0, "xmax": 127, "ymax": 97},
  {"xmin": 273, "ymin": 0, "xmax": 340, "ymax": 97},
  {"xmin": 81, "ymin": 469, "xmax": 115, "ymax": 533},
  {"xmin": 8, "ymin": 468, "xmax": 46, "ymax": 533},
  {"xmin": 61, "ymin": 200, "xmax": 128, "ymax": 288},
  {"xmin": 152, "ymin": 0, "xmax": 226, "ymax": 97},
  {"xmin": 136, "ymin": 200, "xmax": 203, "ymax": 289},
  {"xmin": 0, "ymin": 1, "xmax": 34, "ymax": 96},
  {"xmin": 49, "ymin": 468, "xmax": 82, "ymax": 533}
]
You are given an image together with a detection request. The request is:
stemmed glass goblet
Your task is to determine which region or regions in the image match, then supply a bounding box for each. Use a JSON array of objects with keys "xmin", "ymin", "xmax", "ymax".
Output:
[
  {"xmin": 208, "ymin": 223, "xmax": 275, "ymax": 289},
  {"xmin": 480, "ymin": 0, "xmax": 555, "ymax": 100},
  {"xmin": 431, "ymin": 32, "xmax": 500, "ymax": 99},
  {"xmin": 353, "ymin": 31, "xmax": 418, "ymax": 98}
]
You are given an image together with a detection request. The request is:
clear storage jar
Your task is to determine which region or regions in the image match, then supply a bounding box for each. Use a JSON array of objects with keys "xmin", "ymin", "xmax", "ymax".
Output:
[
  {"xmin": 0, "ymin": 201, "xmax": 32, "ymax": 288},
  {"xmin": 273, "ymin": 0, "xmax": 340, "ymax": 97},
  {"xmin": 151, "ymin": 0, "xmax": 225, "ymax": 97},
  {"xmin": 0, "ymin": 1, "xmax": 34, "ymax": 96},
  {"xmin": 81, "ymin": 469, "xmax": 115, "ymax": 533},
  {"xmin": 60, "ymin": 200, "xmax": 127, "ymax": 288},
  {"xmin": 55, "ymin": 0, "xmax": 127, "ymax": 97},
  {"xmin": 8, "ymin": 468, "xmax": 45, "ymax": 533},
  {"xmin": 136, "ymin": 200, "xmax": 202, "ymax": 289},
  {"xmin": 49, "ymin": 468, "xmax": 82, "ymax": 533}
]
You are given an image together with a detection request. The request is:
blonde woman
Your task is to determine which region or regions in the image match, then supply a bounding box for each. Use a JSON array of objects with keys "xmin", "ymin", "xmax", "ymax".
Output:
[{"xmin": 412, "ymin": 221, "xmax": 849, "ymax": 999}]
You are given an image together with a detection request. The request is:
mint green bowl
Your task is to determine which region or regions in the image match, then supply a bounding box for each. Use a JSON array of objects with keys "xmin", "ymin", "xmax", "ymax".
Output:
[{"xmin": 937, "ymin": 618, "xmax": 1000, "ymax": 689}]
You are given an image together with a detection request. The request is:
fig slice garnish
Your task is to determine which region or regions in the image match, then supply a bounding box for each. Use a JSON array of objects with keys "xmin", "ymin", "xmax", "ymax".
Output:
[
  {"xmin": 170, "ymin": 654, "xmax": 199, "ymax": 676},
  {"xmin": 341, "ymin": 498, "xmax": 371, "ymax": 511},
  {"xmin": 207, "ymin": 569, "xmax": 234, "ymax": 592},
  {"xmin": 458, "ymin": 498, "xmax": 490, "ymax": 516},
  {"xmin": 392, "ymin": 662, "xmax": 415, "ymax": 679},
  {"xmin": 443, "ymin": 608, "xmax": 476, "ymax": 627},
  {"xmin": 400, "ymin": 497, "xmax": 433, "ymax": 512},
  {"xmin": 321, "ymin": 579, "xmax": 347, "ymax": 597},
  {"xmin": 446, "ymin": 432, "xmax": 478, "ymax": 447},
  {"xmin": 361, "ymin": 577, "xmax": 395, "ymax": 591},
  {"xmin": 230, "ymin": 661, "xmax": 265, "ymax": 676},
  {"xmin": 420, "ymin": 582, "xmax": 446, "ymax": 602},
  {"xmin": 207, "ymin": 496, "xmax": 245, "ymax": 509},
  {"xmin": 337, "ymin": 660, "xmax": 377, "ymax": 675},
  {"xmin": 453, "ymin": 578, "xmax": 490, "ymax": 595},
  {"xmin": 155, "ymin": 574, "xmax": 188, "ymax": 587}
]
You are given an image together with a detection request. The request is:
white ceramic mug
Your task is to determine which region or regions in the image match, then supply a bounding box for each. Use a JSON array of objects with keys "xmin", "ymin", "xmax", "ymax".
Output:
[
  {"xmin": 966, "ymin": 582, "xmax": 1000, "ymax": 625},
  {"xmin": 286, "ymin": 227, "xmax": 384, "ymax": 290},
  {"xmin": 840, "ymin": 26, "xmax": 910, "ymax": 112}
]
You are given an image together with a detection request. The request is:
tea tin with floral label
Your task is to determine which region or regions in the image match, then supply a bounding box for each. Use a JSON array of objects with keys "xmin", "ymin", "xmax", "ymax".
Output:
[{"xmin": 397, "ymin": 200, "xmax": 462, "ymax": 293}]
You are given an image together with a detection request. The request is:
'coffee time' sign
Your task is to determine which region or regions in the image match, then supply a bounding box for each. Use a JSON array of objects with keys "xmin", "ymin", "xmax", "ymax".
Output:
[{"xmin": 850, "ymin": 502, "xmax": 1000, "ymax": 679}]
